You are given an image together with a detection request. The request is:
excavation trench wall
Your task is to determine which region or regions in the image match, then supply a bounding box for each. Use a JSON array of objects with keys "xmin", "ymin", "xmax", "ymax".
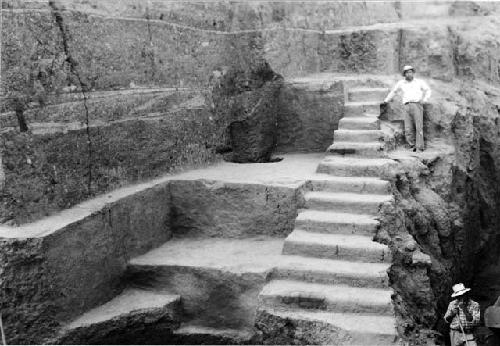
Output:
[
  {"xmin": 4, "ymin": 0, "xmax": 500, "ymax": 225},
  {"xmin": 3, "ymin": 0, "xmax": 500, "ymax": 344},
  {"xmin": 0, "ymin": 178, "xmax": 303, "ymax": 344},
  {"xmin": 375, "ymin": 78, "xmax": 500, "ymax": 344},
  {"xmin": 0, "ymin": 183, "xmax": 172, "ymax": 344}
]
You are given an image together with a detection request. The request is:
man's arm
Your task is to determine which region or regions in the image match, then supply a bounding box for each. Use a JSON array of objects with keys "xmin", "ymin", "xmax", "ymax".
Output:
[
  {"xmin": 444, "ymin": 301, "xmax": 458, "ymax": 323},
  {"xmin": 384, "ymin": 81, "xmax": 401, "ymax": 103},
  {"xmin": 420, "ymin": 80, "xmax": 431, "ymax": 103}
]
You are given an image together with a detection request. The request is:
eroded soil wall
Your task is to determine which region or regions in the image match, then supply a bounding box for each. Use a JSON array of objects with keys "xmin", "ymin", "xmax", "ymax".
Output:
[
  {"xmin": 0, "ymin": 179, "xmax": 300, "ymax": 344},
  {"xmin": 5, "ymin": 0, "xmax": 500, "ymax": 225}
]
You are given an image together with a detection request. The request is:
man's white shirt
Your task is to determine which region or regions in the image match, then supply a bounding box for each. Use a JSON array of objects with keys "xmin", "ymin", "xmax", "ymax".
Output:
[{"xmin": 384, "ymin": 78, "xmax": 431, "ymax": 104}]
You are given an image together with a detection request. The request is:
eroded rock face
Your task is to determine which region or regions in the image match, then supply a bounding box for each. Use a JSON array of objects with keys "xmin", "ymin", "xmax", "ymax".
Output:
[
  {"xmin": 377, "ymin": 78, "xmax": 500, "ymax": 343},
  {"xmin": 277, "ymin": 79, "xmax": 344, "ymax": 153},
  {"xmin": 256, "ymin": 310, "xmax": 352, "ymax": 345},
  {"xmin": 211, "ymin": 62, "xmax": 283, "ymax": 163}
]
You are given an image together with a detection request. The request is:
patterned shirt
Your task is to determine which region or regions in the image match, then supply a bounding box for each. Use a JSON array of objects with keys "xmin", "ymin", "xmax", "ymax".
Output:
[{"xmin": 444, "ymin": 299, "xmax": 481, "ymax": 331}]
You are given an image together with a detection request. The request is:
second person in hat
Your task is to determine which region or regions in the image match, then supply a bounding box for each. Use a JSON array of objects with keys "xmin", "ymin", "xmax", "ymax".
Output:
[{"xmin": 444, "ymin": 283, "xmax": 480, "ymax": 346}]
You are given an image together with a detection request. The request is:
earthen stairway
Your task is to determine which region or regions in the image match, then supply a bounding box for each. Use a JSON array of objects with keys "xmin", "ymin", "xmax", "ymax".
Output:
[{"xmin": 257, "ymin": 86, "xmax": 400, "ymax": 345}]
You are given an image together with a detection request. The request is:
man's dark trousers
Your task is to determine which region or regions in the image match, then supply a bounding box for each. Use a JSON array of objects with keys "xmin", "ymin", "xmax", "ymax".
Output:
[{"xmin": 404, "ymin": 102, "xmax": 424, "ymax": 150}]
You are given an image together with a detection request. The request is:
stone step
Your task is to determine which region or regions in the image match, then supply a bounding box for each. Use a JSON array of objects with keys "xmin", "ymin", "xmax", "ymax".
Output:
[
  {"xmin": 171, "ymin": 324, "xmax": 255, "ymax": 345},
  {"xmin": 328, "ymin": 141, "xmax": 385, "ymax": 157},
  {"xmin": 344, "ymin": 101, "xmax": 381, "ymax": 117},
  {"xmin": 125, "ymin": 238, "xmax": 281, "ymax": 331},
  {"xmin": 258, "ymin": 308, "xmax": 398, "ymax": 345},
  {"xmin": 53, "ymin": 289, "xmax": 181, "ymax": 344},
  {"xmin": 283, "ymin": 229, "xmax": 391, "ymax": 263},
  {"xmin": 338, "ymin": 116, "xmax": 380, "ymax": 130},
  {"xmin": 316, "ymin": 157, "xmax": 398, "ymax": 178},
  {"xmin": 334, "ymin": 129, "xmax": 385, "ymax": 143},
  {"xmin": 271, "ymin": 255, "xmax": 390, "ymax": 288},
  {"xmin": 295, "ymin": 210, "xmax": 379, "ymax": 236},
  {"xmin": 307, "ymin": 175, "xmax": 391, "ymax": 194},
  {"xmin": 259, "ymin": 280, "xmax": 394, "ymax": 315},
  {"xmin": 339, "ymin": 76, "xmax": 389, "ymax": 90},
  {"xmin": 347, "ymin": 87, "xmax": 389, "ymax": 103},
  {"xmin": 304, "ymin": 191, "xmax": 393, "ymax": 214}
]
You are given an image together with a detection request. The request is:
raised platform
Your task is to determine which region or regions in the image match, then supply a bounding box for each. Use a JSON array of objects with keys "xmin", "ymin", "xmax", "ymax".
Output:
[
  {"xmin": 59, "ymin": 236, "xmax": 389, "ymax": 344},
  {"xmin": 53, "ymin": 290, "xmax": 181, "ymax": 344},
  {"xmin": 0, "ymin": 153, "xmax": 324, "ymax": 238},
  {"xmin": 128, "ymin": 237, "xmax": 285, "ymax": 275}
]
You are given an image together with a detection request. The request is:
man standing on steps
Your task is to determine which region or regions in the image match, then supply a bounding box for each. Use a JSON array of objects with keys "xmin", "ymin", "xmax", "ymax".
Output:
[
  {"xmin": 444, "ymin": 283, "xmax": 480, "ymax": 346},
  {"xmin": 383, "ymin": 65, "xmax": 431, "ymax": 152}
]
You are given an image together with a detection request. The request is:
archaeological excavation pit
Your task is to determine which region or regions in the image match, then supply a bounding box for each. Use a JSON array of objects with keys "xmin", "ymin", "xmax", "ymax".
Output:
[{"xmin": 2, "ymin": 0, "xmax": 500, "ymax": 345}]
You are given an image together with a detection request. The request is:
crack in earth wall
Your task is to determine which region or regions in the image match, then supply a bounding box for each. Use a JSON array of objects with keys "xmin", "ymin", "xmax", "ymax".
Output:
[{"xmin": 48, "ymin": 0, "xmax": 93, "ymax": 195}]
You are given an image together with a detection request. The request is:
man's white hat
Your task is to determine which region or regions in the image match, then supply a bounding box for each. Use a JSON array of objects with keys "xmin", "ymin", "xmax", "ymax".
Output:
[
  {"xmin": 402, "ymin": 65, "xmax": 415, "ymax": 76},
  {"xmin": 451, "ymin": 283, "xmax": 471, "ymax": 298}
]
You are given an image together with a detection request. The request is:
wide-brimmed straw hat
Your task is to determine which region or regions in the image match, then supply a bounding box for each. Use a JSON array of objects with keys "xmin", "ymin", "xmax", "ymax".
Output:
[
  {"xmin": 402, "ymin": 65, "xmax": 415, "ymax": 76},
  {"xmin": 451, "ymin": 283, "xmax": 471, "ymax": 298}
]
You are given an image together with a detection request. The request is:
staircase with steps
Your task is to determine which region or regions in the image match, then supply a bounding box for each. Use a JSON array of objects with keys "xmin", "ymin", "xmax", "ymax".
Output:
[
  {"xmin": 257, "ymin": 83, "xmax": 400, "ymax": 345},
  {"xmin": 328, "ymin": 87, "xmax": 390, "ymax": 157},
  {"xmin": 50, "ymin": 80, "xmax": 400, "ymax": 345}
]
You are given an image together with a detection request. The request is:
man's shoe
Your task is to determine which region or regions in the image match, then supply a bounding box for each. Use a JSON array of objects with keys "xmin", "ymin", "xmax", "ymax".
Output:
[{"xmin": 412, "ymin": 147, "xmax": 417, "ymax": 152}]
